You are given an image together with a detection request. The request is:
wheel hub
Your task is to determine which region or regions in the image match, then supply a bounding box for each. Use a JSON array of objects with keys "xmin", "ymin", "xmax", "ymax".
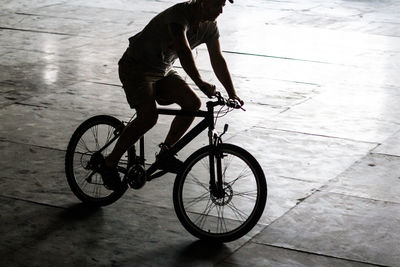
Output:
[
  {"xmin": 84, "ymin": 152, "xmax": 103, "ymax": 170},
  {"xmin": 210, "ymin": 182, "xmax": 233, "ymax": 206}
]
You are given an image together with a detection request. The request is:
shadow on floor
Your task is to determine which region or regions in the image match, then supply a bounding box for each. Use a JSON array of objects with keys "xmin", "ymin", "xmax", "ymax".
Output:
[{"xmin": 59, "ymin": 202, "xmax": 103, "ymax": 221}]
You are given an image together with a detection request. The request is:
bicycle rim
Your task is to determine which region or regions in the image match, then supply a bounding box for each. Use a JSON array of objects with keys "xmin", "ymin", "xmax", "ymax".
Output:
[{"xmin": 174, "ymin": 144, "xmax": 267, "ymax": 242}]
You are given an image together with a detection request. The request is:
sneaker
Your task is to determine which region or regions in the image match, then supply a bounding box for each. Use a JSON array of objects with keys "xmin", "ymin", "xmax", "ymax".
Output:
[
  {"xmin": 98, "ymin": 162, "xmax": 122, "ymax": 191},
  {"xmin": 156, "ymin": 143, "xmax": 184, "ymax": 174}
]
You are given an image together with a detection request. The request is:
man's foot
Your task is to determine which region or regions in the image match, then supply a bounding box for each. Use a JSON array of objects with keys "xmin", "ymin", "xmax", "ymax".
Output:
[
  {"xmin": 156, "ymin": 143, "xmax": 184, "ymax": 174},
  {"xmin": 98, "ymin": 160, "xmax": 122, "ymax": 191}
]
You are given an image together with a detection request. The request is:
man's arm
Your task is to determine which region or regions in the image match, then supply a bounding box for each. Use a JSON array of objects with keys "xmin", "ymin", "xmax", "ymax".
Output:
[
  {"xmin": 206, "ymin": 38, "xmax": 241, "ymax": 101},
  {"xmin": 168, "ymin": 23, "xmax": 215, "ymax": 97}
]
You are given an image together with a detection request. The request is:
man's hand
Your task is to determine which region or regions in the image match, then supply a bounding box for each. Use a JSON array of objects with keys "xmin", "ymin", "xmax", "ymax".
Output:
[
  {"xmin": 198, "ymin": 81, "xmax": 216, "ymax": 98},
  {"xmin": 229, "ymin": 94, "xmax": 244, "ymax": 106}
]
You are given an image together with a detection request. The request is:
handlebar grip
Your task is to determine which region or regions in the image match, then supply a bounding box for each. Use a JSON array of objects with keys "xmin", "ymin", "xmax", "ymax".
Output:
[
  {"xmin": 226, "ymin": 99, "xmax": 242, "ymax": 109},
  {"xmin": 213, "ymin": 91, "xmax": 245, "ymax": 110}
]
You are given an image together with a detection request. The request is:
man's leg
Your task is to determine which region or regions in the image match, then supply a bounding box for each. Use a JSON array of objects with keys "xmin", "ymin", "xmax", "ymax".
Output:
[
  {"xmin": 104, "ymin": 98, "xmax": 158, "ymax": 168},
  {"xmin": 155, "ymin": 75, "xmax": 201, "ymax": 147}
]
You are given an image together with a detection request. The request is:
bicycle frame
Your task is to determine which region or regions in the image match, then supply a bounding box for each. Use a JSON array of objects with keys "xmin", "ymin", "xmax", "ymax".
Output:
[
  {"xmin": 142, "ymin": 100, "xmax": 219, "ymax": 182},
  {"xmin": 97, "ymin": 97, "xmax": 225, "ymax": 191}
]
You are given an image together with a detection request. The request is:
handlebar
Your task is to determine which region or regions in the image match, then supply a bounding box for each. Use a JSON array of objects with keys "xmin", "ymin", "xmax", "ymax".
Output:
[{"xmin": 212, "ymin": 92, "xmax": 245, "ymax": 111}]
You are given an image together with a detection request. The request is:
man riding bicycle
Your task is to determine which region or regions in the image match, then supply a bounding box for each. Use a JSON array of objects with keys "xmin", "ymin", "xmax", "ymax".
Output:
[{"xmin": 101, "ymin": 0, "xmax": 242, "ymax": 189}]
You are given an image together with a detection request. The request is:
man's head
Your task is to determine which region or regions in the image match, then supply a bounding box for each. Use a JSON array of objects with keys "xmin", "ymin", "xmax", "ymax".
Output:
[{"xmin": 198, "ymin": 0, "xmax": 233, "ymax": 22}]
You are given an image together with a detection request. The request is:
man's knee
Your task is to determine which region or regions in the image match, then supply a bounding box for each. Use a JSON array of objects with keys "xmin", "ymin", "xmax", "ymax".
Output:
[
  {"xmin": 139, "ymin": 111, "xmax": 158, "ymax": 130},
  {"xmin": 182, "ymin": 94, "xmax": 202, "ymax": 111}
]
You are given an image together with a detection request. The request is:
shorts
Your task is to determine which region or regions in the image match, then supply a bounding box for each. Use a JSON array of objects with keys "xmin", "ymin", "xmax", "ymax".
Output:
[{"xmin": 118, "ymin": 52, "xmax": 183, "ymax": 108}]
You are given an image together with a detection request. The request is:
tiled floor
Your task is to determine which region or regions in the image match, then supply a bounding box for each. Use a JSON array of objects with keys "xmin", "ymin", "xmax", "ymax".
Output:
[{"xmin": 1, "ymin": 0, "xmax": 399, "ymax": 266}]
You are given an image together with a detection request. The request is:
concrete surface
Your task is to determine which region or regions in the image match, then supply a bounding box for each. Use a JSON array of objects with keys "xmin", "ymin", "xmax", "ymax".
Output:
[{"xmin": 1, "ymin": 0, "xmax": 400, "ymax": 266}]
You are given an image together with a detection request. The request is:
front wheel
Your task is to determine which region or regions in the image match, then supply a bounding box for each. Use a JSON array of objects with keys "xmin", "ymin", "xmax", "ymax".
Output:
[{"xmin": 173, "ymin": 144, "xmax": 267, "ymax": 242}]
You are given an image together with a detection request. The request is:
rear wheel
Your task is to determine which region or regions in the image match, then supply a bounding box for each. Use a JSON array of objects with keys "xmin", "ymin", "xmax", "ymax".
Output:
[
  {"xmin": 65, "ymin": 115, "xmax": 130, "ymax": 206},
  {"xmin": 173, "ymin": 144, "xmax": 267, "ymax": 242}
]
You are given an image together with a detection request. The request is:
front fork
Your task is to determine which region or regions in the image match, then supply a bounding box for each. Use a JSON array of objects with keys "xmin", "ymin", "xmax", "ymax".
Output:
[{"xmin": 209, "ymin": 124, "xmax": 228, "ymax": 198}]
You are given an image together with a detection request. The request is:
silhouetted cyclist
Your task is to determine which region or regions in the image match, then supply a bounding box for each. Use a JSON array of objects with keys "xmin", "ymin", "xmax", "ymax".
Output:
[{"xmin": 100, "ymin": 0, "xmax": 242, "ymax": 190}]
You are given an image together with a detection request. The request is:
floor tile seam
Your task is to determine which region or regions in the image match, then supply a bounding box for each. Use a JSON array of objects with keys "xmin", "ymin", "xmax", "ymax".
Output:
[
  {"xmin": 318, "ymin": 189, "xmax": 400, "ymax": 206},
  {"xmin": 3, "ymin": 99, "xmax": 128, "ymax": 119},
  {"xmin": 246, "ymin": 102, "xmax": 288, "ymax": 110},
  {"xmin": 202, "ymin": 46, "xmax": 377, "ymax": 68},
  {"xmin": 12, "ymin": 9, "xmax": 154, "ymax": 24},
  {"xmin": 13, "ymin": 101, "xmax": 48, "ymax": 109},
  {"xmin": 14, "ymin": 11, "xmax": 114, "ymax": 24},
  {"xmin": 0, "ymin": 195, "xmax": 66, "ymax": 210},
  {"xmin": 13, "ymin": 97, "xmax": 127, "ymax": 111},
  {"xmin": 0, "ymin": 138, "xmax": 66, "ymax": 153},
  {"xmin": 276, "ymin": 96, "xmax": 316, "ymax": 114},
  {"xmin": 0, "ymin": 194, "xmax": 177, "ymax": 214},
  {"xmin": 252, "ymin": 126, "xmax": 382, "ymax": 145},
  {"xmin": 84, "ymin": 80, "xmax": 121, "ymax": 87},
  {"xmin": 209, "ymin": 38, "xmax": 400, "ymax": 69},
  {"xmin": 221, "ymin": 50, "xmax": 339, "ymax": 66},
  {"xmin": 370, "ymin": 152, "xmax": 400, "ymax": 158},
  {"xmin": 0, "ymin": 26, "xmax": 81, "ymax": 37},
  {"xmin": 173, "ymin": 65, "xmax": 322, "ymax": 87},
  {"xmin": 248, "ymin": 241, "xmax": 388, "ymax": 267},
  {"xmin": 286, "ymin": 94, "xmax": 318, "ymax": 109},
  {"xmin": 25, "ymin": 2, "xmax": 69, "ymax": 10},
  {"xmin": 15, "ymin": 3, "xmax": 162, "ymax": 16},
  {"xmin": 277, "ymin": 175, "xmax": 324, "ymax": 184}
]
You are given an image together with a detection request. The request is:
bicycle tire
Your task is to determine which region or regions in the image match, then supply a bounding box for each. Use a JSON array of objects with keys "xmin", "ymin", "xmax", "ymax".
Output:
[
  {"xmin": 65, "ymin": 115, "xmax": 129, "ymax": 206},
  {"xmin": 173, "ymin": 143, "xmax": 267, "ymax": 242}
]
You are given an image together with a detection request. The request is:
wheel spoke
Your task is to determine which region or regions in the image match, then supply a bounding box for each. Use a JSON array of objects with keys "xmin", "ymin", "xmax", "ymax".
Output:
[
  {"xmin": 187, "ymin": 172, "xmax": 209, "ymax": 191},
  {"xmin": 228, "ymin": 165, "xmax": 253, "ymax": 187},
  {"xmin": 233, "ymin": 190, "xmax": 258, "ymax": 201},
  {"xmin": 227, "ymin": 200, "xmax": 249, "ymax": 222},
  {"xmin": 78, "ymin": 176, "xmax": 88, "ymax": 190},
  {"xmin": 91, "ymin": 125, "xmax": 100, "ymax": 150},
  {"xmin": 77, "ymin": 137, "xmax": 91, "ymax": 153},
  {"xmin": 183, "ymin": 191, "xmax": 210, "ymax": 210},
  {"xmin": 222, "ymin": 154, "xmax": 234, "ymax": 180},
  {"xmin": 106, "ymin": 125, "xmax": 115, "ymax": 143},
  {"xmin": 216, "ymin": 205, "xmax": 228, "ymax": 233},
  {"xmin": 194, "ymin": 198, "xmax": 214, "ymax": 229}
]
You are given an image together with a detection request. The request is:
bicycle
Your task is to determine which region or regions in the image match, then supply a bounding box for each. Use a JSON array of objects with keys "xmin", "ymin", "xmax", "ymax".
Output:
[{"xmin": 65, "ymin": 92, "xmax": 267, "ymax": 242}]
